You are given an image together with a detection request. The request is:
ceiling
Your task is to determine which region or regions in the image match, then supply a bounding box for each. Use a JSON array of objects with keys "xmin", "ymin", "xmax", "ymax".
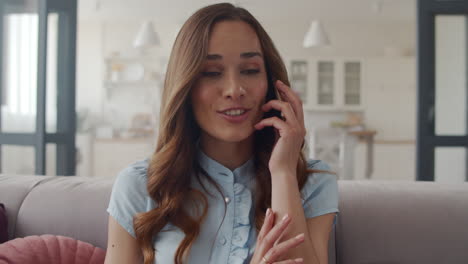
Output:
[{"xmin": 78, "ymin": 0, "xmax": 417, "ymax": 24}]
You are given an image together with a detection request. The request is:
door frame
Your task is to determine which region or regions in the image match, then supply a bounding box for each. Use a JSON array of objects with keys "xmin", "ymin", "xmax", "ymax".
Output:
[
  {"xmin": 417, "ymin": 0, "xmax": 468, "ymax": 181},
  {"xmin": 0, "ymin": 0, "xmax": 77, "ymax": 176}
]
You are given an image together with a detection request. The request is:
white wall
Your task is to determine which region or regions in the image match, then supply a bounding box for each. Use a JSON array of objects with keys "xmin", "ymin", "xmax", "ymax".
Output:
[
  {"xmin": 365, "ymin": 57, "xmax": 417, "ymax": 141},
  {"xmin": 76, "ymin": 21, "xmax": 104, "ymax": 115},
  {"xmin": 268, "ymin": 20, "xmax": 415, "ymax": 58},
  {"xmin": 76, "ymin": 20, "xmax": 172, "ymax": 131}
]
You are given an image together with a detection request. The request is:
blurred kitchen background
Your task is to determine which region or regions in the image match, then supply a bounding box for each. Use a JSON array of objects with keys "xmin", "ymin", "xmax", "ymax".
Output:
[{"xmin": 1, "ymin": 0, "xmax": 467, "ymax": 183}]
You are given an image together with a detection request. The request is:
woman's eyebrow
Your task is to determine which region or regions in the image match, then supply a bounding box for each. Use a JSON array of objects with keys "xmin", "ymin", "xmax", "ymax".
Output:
[
  {"xmin": 240, "ymin": 51, "xmax": 263, "ymax": 59},
  {"xmin": 205, "ymin": 51, "xmax": 263, "ymax": 60}
]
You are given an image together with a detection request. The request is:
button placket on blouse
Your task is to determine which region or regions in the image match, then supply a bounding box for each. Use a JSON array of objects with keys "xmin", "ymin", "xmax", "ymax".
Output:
[
  {"xmin": 196, "ymin": 147, "xmax": 257, "ymax": 263},
  {"xmin": 219, "ymin": 236, "xmax": 227, "ymax": 245},
  {"xmin": 226, "ymin": 180, "xmax": 252, "ymax": 263},
  {"xmin": 218, "ymin": 171, "xmax": 232, "ymax": 204},
  {"xmin": 218, "ymin": 170, "xmax": 233, "ymax": 205},
  {"xmin": 216, "ymin": 171, "xmax": 234, "ymax": 253}
]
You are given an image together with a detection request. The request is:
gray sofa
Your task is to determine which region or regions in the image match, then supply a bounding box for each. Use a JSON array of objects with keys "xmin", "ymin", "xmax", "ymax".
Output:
[{"xmin": 1, "ymin": 173, "xmax": 467, "ymax": 264}]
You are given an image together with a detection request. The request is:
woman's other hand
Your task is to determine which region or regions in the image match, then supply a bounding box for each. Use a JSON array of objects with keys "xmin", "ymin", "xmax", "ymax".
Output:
[{"xmin": 250, "ymin": 208, "xmax": 305, "ymax": 264}]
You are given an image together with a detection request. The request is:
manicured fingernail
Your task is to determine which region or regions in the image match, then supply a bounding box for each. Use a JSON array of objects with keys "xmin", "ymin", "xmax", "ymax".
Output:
[
  {"xmin": 295, "ymin": 233, "xmax": 305, "ymax": 241},
  {"xmin": 282, "ymin": 214, "xmax": 289, "ymax": 222},
  {"xmin": 294, "ymin": 258, "xmax": 304, "ymax": 263},
  {"xmin": 266, "ymin": 208, "xmax": 271, "ymax": 217}
]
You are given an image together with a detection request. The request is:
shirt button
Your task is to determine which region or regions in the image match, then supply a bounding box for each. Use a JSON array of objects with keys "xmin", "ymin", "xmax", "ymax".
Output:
[
  {"xmin": 224, "ymin": 196, "xmax": 231, "ymax": 203},
  {"xmin": 219, "ymin": 236, "xmax": 227, "ymax": 245}
]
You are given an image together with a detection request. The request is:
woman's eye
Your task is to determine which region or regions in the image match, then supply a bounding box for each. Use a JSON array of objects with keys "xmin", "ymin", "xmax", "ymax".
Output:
[
  {"xmin": 201, "ymin": 71, "xmax": 221, "ymax": 77},
  {"xmin": 242, "ymin": 69, "xmax": 260, "ymax": 75},
  {"xmin": 200, "ymin": 69, "xmax": 259, "ymax": 77}
]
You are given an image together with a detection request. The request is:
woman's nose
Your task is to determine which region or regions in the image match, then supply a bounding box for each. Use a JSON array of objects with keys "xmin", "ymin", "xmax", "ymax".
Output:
[{"xmin": 222, "ymin": 73, "xmax": 245, "ymax": 100}]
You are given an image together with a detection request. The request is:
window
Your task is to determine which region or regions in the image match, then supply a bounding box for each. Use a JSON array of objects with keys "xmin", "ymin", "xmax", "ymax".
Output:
[
  {"xmin": 2, "ymin": 13, "xmax": 58, "ymax": 133},
  {"xmin": 3, "ymin": 14, "xmax": 38, "ymax": 116}
]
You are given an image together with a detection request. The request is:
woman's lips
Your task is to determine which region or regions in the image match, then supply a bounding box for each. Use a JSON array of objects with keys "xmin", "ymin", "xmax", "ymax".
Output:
[{"xmin": 217, "ymin": 109, "xmax": 250, "ymax": 123}]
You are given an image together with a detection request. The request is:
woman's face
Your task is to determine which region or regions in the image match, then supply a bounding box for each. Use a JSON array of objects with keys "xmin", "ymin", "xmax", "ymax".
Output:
[{"xmin": 191, "ymin": 20, "xmax": 268, "ymax": 143}]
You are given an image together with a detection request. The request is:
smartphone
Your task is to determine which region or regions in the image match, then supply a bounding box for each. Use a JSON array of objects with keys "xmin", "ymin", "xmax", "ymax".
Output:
[{"xmin": 264, "ymin": 73, "xmax": 284, "ymax": 120}]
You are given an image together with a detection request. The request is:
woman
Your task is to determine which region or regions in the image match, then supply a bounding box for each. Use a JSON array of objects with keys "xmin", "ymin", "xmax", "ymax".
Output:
[{"xmin": 105, "ymin": 3, "xmax": 339, "ymax": 264}]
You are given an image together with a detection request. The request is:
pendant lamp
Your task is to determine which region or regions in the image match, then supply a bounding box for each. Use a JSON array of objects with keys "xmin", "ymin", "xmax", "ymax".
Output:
[
  {"xmin": 133, "ymin": 21, "xmax": 160, "ymax": 49},
  {"xmin": 303, "ymin": 20, "xmax": 330, "ymax": 48}
]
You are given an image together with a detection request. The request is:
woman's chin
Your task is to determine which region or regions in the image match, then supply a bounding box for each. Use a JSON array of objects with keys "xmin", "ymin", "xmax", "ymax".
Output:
[{"xmin": 216, "ymin": 129, "xmax": 254, "ymax": 143}]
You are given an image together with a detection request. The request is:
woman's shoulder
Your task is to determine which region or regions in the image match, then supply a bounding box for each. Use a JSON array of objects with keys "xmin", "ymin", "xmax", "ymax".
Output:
[
  {"xmin": 115, "ymin": 158, "xmax": 150, "ymax": 181},
  {"xmin": 107, "ymin": 157, "xmax": 152, "ymax": 238},
  {"xmin": 306, "ymin": 159, "xmax": 331, "ymax": 171},
  {"xmin": 306, "ymin": 159, "xmax": 336, "ymax": 181},
  {"xmin": 301, "ymin": 159, "xmax": 338, "ymax": 199},
  {"xmin": 112, "ymin": 157, "xmax": 151, "ymax": 197},
  {"xmin": 301, "ymin": 159, "xmax": 340, "ymax": 218}
]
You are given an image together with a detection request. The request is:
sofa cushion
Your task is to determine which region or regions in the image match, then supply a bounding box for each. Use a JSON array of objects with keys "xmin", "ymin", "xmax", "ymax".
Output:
[
  {"xmin": 0, "ymin": 174, "xmax": 56, "ymax": 240},
  {"xmin": 336, "ymin": 181, "xmax": 468, "ymax": 264},
  {"xmin": 0, "ymin": 234, "xmax": 106, "ymax": 264},
  {"xmin": 0, "ymin": 203, "xmax": 7, "ymax": 243},
  {"xmin": 14, "ymin": 176, "xmax": 114, "ymax": 249}
]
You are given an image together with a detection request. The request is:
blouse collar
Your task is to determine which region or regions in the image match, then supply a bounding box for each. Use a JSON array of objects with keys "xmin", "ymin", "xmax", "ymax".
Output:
[{"xmin": 196, "ymin": 140, "xmax": 255, "ymax": 184}]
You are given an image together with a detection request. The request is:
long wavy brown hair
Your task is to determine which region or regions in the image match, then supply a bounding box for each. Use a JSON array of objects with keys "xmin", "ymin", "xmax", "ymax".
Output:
[{"xmin": 133, "ymin": 3, "xmax": 327, "ymax": 264}]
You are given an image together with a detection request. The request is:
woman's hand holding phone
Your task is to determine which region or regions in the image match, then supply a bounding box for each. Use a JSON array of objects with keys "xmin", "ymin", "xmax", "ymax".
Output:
[
  {"xmin": 254, "ymin": 80, "xmax": 306, "ymax": 177},
  {"xmin": 249, "ymin": 208, "xmax": 304, "ymax": 264}
]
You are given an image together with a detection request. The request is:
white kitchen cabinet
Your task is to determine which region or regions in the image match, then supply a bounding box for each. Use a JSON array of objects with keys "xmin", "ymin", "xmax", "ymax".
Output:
[
  {"xmin": 291, "ymin": 56, "xmax": 418, "ymax": 181},
  {"xmin": 286, "ymin": 57, "xmax": 364, "ymax": 111},
  {"xmin": 305, "ymin": 58, "xmax": 365, "ymax": 111}
]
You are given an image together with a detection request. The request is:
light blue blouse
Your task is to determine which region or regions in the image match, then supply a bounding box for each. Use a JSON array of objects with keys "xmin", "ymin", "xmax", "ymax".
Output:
[{"xmin": 107, "ymin": 147, "xmax": 339, "ymax": 264}]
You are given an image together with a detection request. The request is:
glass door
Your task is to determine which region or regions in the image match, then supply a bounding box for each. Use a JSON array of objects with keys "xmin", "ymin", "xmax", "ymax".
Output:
[
  {"xmin": 417, "ymin": 0, "xmax": 468, "ymax": 182},
  {"xmin": 0, "ymin": 0, "xmax": 77, "ymax": 175}
]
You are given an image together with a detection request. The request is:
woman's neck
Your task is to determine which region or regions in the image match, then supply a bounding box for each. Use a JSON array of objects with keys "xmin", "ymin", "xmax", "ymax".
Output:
[{"xmin": 199, "ymin": 134, "xmax": 254, "ymax": 171}]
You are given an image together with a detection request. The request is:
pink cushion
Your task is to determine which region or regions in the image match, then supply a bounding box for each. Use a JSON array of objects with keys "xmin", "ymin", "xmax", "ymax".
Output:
[{"xmin": 0, "ymin": 235, "xmax": 106, "ymax": 264}]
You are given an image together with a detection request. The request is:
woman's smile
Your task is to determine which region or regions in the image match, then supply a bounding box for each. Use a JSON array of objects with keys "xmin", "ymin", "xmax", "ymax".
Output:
[{"xmin": 217, "ymin": 108, "xmax": 251, "ymax": 123}]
